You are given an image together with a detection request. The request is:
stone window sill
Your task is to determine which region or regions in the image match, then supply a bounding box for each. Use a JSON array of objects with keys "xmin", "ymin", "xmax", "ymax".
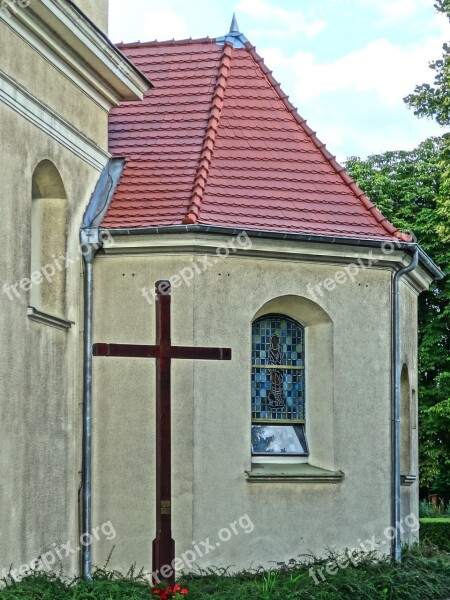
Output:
[
  {"xmin": 27, "ymin": 306, "xmax": 74, "ymax": 331},
  {"xmin": 246, "ymin": 462, "xmax": 344, "ymax": 483}
]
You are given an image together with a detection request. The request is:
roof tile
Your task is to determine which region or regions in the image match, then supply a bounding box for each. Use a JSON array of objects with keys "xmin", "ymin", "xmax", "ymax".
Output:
[{"xmin": 103, "ymin": 38, "xmax": 409, "ymax": 241}]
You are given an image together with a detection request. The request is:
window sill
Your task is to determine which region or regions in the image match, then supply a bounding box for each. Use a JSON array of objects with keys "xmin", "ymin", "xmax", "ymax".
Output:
[
  {"xmin": 246, "ymin": 462, "xmax": 344, "ymax": 483},
  {"xmin": 27, "ymin": 306, "xmax": 74, "ymax": 331}
]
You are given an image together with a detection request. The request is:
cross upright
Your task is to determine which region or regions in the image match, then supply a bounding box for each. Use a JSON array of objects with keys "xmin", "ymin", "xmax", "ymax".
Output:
[{"xmin": 93, "ymin": 280, "xmax": 232, "ymax": 585}]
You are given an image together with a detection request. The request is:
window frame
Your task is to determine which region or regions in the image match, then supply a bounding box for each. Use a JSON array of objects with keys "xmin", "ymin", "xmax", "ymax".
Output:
[{"xmin": 251, "ymin": 313, "xmax": 309, "ymax": 457}]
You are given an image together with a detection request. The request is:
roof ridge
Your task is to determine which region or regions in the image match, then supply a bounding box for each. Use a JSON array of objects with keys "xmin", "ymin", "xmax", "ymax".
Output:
[
  {"xmin": 244, "ymin": 42, "xmax": 411, "ymax": 242},
  {"xmin": 116, "ymin": 37, "xmax": 216, "ymax": 49},
  {"xmin": 182, "ymin": 42, "xmax": 233, "ymax": 224}
]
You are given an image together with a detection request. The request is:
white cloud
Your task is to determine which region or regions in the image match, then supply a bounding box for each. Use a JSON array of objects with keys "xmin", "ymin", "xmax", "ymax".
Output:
[
  {"xmin": 108, "ymin": 1, "xmax": 189, "ymax": 42},
  {"xmin": 236, "ymin": 0, "xmax": 326, "ymax": 38},
  {"xmin": 263, "ymin": 35, "xmax": 447, "ymax": 108},
  {"xmin": 361, "ymin": 0, "xmax": 433, "ymax": 26},
  {"xmin": 259, "ymin": 21, "xmax": 450, "ymax": 158},
  {"xmin": 144, "ymin": 9, "xmax": 189, "ymax": 41}
]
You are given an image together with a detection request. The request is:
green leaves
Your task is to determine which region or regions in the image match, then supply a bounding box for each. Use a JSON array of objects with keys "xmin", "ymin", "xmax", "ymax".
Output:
[{"xmin": 404, "ymin": 2, "xmax": 450, "ymax": 125}]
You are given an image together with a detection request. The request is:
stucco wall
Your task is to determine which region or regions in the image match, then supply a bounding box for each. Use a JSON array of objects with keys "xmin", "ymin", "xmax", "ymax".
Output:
[
  {"xmin": 0, "ymin": 97, "xmax": 101, "ymax": 574},
  {"xmin": 0, "ymin": 19, "xmax": 109, "ymax": 148},
  {"xmin": 91, "ymin": 244, "xmax": 417, "ymax": 574}
]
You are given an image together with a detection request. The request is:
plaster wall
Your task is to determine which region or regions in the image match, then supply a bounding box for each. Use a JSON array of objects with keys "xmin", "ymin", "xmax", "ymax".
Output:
[
  {"xmin": 91, "ymin": 246, "xmax": 418, "ymax": 573},
  {"xmin": 0, "ymin": 18, "xmax": 109, "ymax": 148},
  {"xmin": 0, "ymin": 99, "xmax": 101, "ymax": 573}
]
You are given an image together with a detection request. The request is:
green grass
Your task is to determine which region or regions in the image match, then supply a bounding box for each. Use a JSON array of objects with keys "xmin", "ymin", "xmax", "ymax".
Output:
[
  {"xmin": 1, "ymin": 546, "xmax": 449, "ymax": 600},
  {"xmin": 420, "ymin": 518, "xmax": 450, "ymax": 522}
]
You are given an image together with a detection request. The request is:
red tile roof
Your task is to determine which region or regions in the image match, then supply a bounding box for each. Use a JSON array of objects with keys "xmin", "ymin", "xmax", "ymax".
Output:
[{"xmin": 104, "ymin": 37, "xmax": 409, "ymax": 241}]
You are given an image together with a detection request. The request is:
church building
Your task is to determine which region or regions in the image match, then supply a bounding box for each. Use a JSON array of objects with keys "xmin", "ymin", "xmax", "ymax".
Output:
[{"xmin": 0, "ymin": 0, "xmax": 443, "ymax": 581}]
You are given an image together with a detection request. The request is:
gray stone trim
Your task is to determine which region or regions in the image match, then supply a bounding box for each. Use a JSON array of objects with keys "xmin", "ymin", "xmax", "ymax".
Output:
[{"xmin": 27, "ymin": 306, "xmax": 74, "ymax": 330}]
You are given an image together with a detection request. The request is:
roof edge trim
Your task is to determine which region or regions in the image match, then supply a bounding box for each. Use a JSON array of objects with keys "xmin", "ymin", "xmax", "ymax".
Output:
[
  {"xmin": 101, "ymin": 224, "xmax": 443, "ymax": 281},
  {"xmin": 11, "ymin": 0, "xmax": 152, "ymax": 103}
]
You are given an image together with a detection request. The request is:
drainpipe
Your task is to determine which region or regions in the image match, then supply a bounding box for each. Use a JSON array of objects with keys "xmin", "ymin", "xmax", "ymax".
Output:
[
  {"xmin": 79, "ymin": 158, "xmax": 125, "ymax": 580},
  {"xmin": 391, "ymin": 246, "xmax": 419, "ymax": 563},
  {"xmin": 80, "ymin": 231, "xmax": 100, "ymax": 580}
]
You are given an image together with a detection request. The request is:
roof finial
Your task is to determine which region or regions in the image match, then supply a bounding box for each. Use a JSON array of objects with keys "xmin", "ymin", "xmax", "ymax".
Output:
[
  {"xmin": 229, "ymin": 12, "xmax": 239, "ymax": 33},
  {"xmin": 217, "ymin": 12, "xmax": 247, "ymax": 47}
]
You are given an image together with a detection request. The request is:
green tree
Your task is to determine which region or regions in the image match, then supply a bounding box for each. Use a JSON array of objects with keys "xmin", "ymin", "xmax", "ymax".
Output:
[
  {"xmin": 404, "ymin": 0, "xmax": 450, "ymax": 243},
  {"xmin": 404, "ymin": 1, "xmax": 450, "ymax": 127},
  {"xmin": 346, "ymin": 137, "xmax": 450, "ymax": 494}
]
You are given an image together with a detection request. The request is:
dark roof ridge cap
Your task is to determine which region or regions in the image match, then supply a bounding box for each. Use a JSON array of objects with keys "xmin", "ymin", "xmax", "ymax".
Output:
[
  {"xmin": 183, "ymin": 42, "xmax": 234, "ymax": 224},
  {"xmin": 243, "ymin": 41, "xmax": 411, "ymax": 243}
]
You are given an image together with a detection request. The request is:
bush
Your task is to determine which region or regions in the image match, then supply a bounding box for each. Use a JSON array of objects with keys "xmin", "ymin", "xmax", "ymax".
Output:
[
  {"xmin": 420, "ymin": 518, "xmax": 450, "ymax": 551},
  {"xmin": 419, "ymin": 500, "xmax": 450, "ymax": 518}
]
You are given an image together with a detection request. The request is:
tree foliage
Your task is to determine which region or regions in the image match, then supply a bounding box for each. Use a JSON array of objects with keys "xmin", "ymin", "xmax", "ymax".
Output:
[
  {"xmin": 404, "ymin": 0, "xmax": 450, "ymax": 244},
  {"xmin": 404, "ymin": 1, "xmax": 450, "ymax": 127},
  {"xmin": 346, "ymin": 138, "xmax": 450, "ymax": 492}
]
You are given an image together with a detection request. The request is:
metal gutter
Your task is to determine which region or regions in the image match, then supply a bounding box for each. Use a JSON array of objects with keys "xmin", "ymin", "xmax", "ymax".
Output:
[
  {"xmin": 391, "ymin": 247, "xmax": 419, "ymax": 563},
  {"xmin": 82, "ymin": 158, "xmax": 125, "ymax": 228},
  {"xmin": 80, "ymin": 159, "xmax": 125, "ymax": 579},
  {"xmin": 103, "ymin": 224, "xmax": 444, "ymax": 282}
]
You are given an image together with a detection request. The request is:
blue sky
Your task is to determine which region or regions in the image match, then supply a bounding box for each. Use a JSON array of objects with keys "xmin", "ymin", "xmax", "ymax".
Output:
[{"xmin": 109, "ymin": 0, "xmax": 450, "ymax": 161}]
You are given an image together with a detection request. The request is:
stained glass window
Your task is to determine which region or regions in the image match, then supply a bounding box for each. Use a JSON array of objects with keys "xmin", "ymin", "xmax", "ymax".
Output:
[{"xmin": 251, "ymin": 314, "xmax": 308, "ymax": 456}]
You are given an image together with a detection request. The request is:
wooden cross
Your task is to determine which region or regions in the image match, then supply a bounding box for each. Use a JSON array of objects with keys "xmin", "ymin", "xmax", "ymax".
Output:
[{"xmin": 93, "ymin": 280, "xmax": 231, "ymax": 585}]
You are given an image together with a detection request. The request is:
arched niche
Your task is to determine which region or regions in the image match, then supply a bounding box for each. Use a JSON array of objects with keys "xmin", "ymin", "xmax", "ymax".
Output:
[
  {"xmin": 31, "ymin": 160, "xmax": 68, "ymax": 315},
  {"xmin": 252, "ymin": 295, "xmax": 334, "ymax": 469},
  {"xmin": 400, "ymin": 364, "xmax": 412, "ymax": 475}
]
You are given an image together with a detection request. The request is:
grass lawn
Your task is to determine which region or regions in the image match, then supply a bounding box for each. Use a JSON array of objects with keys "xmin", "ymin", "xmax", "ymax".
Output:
[
  {"xmin": 420, "ymin": 518, "xmax": 450, "ymax": 522},
  {"xmin": 0, "ymin": 546, "xmax": 449, "ymax": 599}
]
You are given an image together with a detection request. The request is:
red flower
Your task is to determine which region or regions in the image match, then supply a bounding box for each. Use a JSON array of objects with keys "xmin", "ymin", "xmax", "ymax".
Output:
[{"xmin": 151, "ymin": 584, "xmax": 188, "ymax": 598}]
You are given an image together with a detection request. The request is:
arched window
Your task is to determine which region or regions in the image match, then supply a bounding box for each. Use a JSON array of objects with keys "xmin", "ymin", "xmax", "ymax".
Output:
[
  {"xmin": 251, "ymin": 314, "xmax": 308, "ymax": 456},
  {"xmin": 31, "ymin": 160, "xmax": 67, "ymax": 315}
]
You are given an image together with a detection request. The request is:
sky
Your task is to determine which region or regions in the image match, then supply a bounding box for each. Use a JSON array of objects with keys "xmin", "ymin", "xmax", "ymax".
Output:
[{"xmin": 109, "ymin": 0, "xmax": 450, "ymax": 162}]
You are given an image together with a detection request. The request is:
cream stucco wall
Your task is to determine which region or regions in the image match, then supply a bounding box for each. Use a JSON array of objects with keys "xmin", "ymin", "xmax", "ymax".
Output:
[
  {"xmin": 0, "ymin": 18, "xmax": 109, "ymax": 149},
  {"xmin": 0, "ymin": 0, "xmax": 126, "ymax": 576},
  {"xmin": 91, "ymin": 240, "xmax": 421, "ymax": 574},
  {"xmin": 0, "ymin": 97, "xmax": 102, "ymax": 573}
]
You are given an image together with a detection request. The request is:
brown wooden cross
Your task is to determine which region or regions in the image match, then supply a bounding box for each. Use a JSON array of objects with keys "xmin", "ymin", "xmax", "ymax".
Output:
[{"xmin": 93, "ymin": 280, "xmax": 231, "ymax": 585}]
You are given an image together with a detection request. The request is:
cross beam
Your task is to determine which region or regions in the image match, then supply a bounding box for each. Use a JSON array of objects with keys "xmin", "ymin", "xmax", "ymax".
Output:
[{"xmin": 93, "ymin": 280, "xmax": 231, "ymax": 584}]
